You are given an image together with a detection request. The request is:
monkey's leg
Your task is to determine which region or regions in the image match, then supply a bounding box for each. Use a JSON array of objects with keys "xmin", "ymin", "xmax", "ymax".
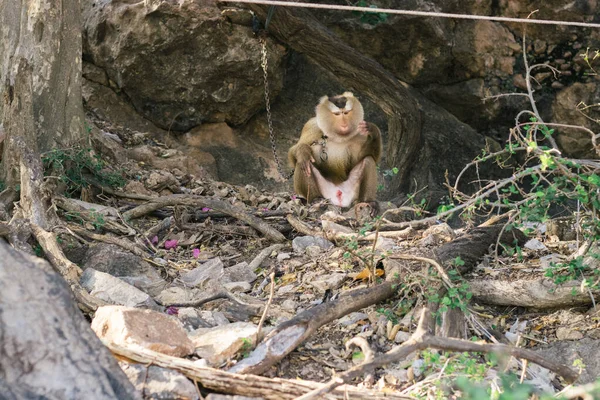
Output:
[
  {"xmin": 293, "ymin": 164, "xmax": 321, "ymax": 202},
  {"xmin": 356, "ymin": 156, "xmax": 380, "ymax": 216},
  {"xmin": 310, "ymin": 161, "xmax": 365, "ymax": 208}
]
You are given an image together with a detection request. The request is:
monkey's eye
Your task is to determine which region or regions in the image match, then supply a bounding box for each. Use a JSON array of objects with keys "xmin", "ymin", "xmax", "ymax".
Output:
[
  {"xmin": 333, "ymin": 111, "xmax": 341, "ymax": 116},
  {"xmin": 343, "ymin": 110, "xmax": 350, "ymax": 115}
]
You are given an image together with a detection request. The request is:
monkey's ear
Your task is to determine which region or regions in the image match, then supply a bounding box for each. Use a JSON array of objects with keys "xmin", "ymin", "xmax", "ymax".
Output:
[{"xmin": 318, "ymin": 95, "xmax": 329, "ymax": 104}]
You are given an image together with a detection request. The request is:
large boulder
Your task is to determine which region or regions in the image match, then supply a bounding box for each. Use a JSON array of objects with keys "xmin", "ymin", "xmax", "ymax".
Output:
[{"xmin": 82, "ymin": 0, "xmax": 287, "ymax": 131}]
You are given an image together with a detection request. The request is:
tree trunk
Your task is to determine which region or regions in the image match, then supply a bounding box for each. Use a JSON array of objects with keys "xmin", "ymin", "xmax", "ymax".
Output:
[
  {"xmin": 0, "ymin": 0, "xmax": 85, "ymax": 184},
  {"xmin": 0, "ymin": 240, "xmax": 140, "ymax": 399}
]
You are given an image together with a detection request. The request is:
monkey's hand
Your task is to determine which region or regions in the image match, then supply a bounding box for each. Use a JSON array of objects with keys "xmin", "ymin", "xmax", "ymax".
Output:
[
  {"xmin": 358, "ymin": 121, "xmax": 369, "ymax": 136},
  {"xmin": 294, "ymin": 146, "xmax": 315, "ymax": 177}
]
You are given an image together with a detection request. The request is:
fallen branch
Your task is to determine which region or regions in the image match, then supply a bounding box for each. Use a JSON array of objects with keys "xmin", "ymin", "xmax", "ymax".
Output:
[
  {"xmin": 67, "ymin": 225, "xmax": 150, "ymax": 258},
  {"xmin": 105, "ymin": 341, "xmax": 411, "ymax": 400},
  {"xmin": 54, "ymin": 196, "xmax": 135, "ymax": 235},
  {"xmin": 228, "ymin": 281, "xmax": 397, "ymax": 375},
  {"xmin": 298, "ymin": 308, "xmax": 579, "ymax": 399},
  {"xmin": 122, "ymin": 194, "xmax": 286, "ymax": 242},
  {"xmin": 248, "ymin": 243, "xmax": 285, "ymax": 270},
  {"xmin": 469, "ymin": 278, "xmax": 600, "ymax": 308}
]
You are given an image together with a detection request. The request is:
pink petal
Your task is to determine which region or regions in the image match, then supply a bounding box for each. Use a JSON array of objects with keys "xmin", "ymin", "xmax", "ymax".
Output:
[
  {"xmin": 151, "ymin": 235, "xmax": 159, "ymax": 245},
  {"xmin": 192, "ymin": 248, "xmax": 201, "ymax": 258},
  {"xmin": 164, "ymin": 239, "xmax": 178, "ymax": 250}
]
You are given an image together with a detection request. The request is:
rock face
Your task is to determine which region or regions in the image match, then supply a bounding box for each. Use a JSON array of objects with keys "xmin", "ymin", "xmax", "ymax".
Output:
[{"xmin": 82, "ymin": 0, "xmax": 286, "ymax": 131}]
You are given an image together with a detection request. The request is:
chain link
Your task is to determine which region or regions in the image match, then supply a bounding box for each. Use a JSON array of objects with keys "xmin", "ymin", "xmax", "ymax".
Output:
[{"xmin": 260, "ymin": 37, "xmax": 292, "ymax": 180}]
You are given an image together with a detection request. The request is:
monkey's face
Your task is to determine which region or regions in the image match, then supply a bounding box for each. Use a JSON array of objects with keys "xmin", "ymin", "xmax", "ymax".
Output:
[{"xmin": 316, "ymin": 92, "xmax": 364, "ymax": 139}]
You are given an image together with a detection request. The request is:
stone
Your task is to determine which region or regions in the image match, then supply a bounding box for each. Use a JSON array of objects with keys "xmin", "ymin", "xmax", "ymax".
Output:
[
  {"xmin": 120, "ymin": 362, "xmax": 199, "ymax": 400},
  {"xmin": 277, "ymin": 252, "xmax": 291, "ymax": 261},
  {"xmin": 282, "ymin": 299, "xmax": 297, "ymax": 312},
  {"xmin": 198, "ymin": 311, "xmax": 231, "ymax": 327},
  {"xmin": 524, "ymin": 239, "xmax": 547, "ymax": 251},
  {"xmin": 175, "ymin": 308, "xmax": 214, "ymax": 331},
  {"xmin": 155, "ymin": 286, "xmax": 203, "ymax": 306},
  {"xmin": 394, "ymin": 331, "xmax": 412, "ymax": 343},
  {"xmin": 223, "ymin": 262, "xmax": 257, "ymax": 284},
  {"xmin": 513, "ymin": 74, "xmax": 528, "ymax": 90},
  {"xmin": 190, "ymin": 322, "xmax": 258, "ymax": 365},
  {"xmin": 178, "ymin": 258, "xmax": 225, "ymax": 287},
  {"xmin": 556, "ymin": 327, "xmax": 584, "ymax": 340},
  {"xmin": 83, "ymin": 244, "xmax": 167, "ymax": 296},
  {"xmin": 92, "ymin": 306, "xmax": 195, "ymax": 357},
  {"xmin": 305, "ymin": 245, "xmax": 324, "ymax": 258},
  {"xmin": 80, "ymin": 269, "xmax": 160, "ymax": 310},
  {"xmin": 308, "ymin": 272, "xmax": 347, "ymax": 292},
  {"xmin": 537, "ymin": 338, "xmax": 600, "ymax": 383},
  {"xmin": 337, "ymin": 312, "xmax": 369, "ymax": 326},
  {"xmin": 223, "ymin": 281, "xmax": 252, "ymax": 293},
  {"xmin": 292, "ymin": 236, "xmax": 334, "ymax": 253}
]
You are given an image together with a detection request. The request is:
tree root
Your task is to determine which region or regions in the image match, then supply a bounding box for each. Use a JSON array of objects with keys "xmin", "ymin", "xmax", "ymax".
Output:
[{"xmin": 122, "ymin": 194, "xmax": 286, "ymax": 242}]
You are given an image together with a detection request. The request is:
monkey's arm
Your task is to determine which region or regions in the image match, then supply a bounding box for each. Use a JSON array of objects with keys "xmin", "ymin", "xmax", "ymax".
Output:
[
  {"xmin": 288, "ymin": 118, "xmax": 323, "ymax": 175},
  {"xmin": 358, "ymin": 122, "xmax": 383, "ymax": 163}
]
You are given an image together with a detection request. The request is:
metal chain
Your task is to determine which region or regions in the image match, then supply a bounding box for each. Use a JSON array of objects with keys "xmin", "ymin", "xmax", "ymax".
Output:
[{"xmin": 260, "ymin": 37, "xmax": 292, "ymax": 180}]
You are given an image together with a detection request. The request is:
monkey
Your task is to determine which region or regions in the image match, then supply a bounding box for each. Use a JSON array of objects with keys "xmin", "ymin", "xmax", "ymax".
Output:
[{"xmin": 288, "ymin": 92, "xmax": 382, "ymax": 212}]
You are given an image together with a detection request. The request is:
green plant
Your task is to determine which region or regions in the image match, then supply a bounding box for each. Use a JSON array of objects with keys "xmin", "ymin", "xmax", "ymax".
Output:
[
  {"xmin": 42, "ymin": 147, "xmax": 126, "ymax": 197},
  {"xmin": 352, "ymin": 0, "xmax": 388, "ymax": 25},
  {"xmin": 89, "ymin": 210, "xmax": 106, "ymax": 230},
  {"xmin": 376, "ymin": 307, "xmax": 398, "ymax": 325},
  {"xmin": 240, "ymin": 337, "xmax": 253, "ymax": 358}
]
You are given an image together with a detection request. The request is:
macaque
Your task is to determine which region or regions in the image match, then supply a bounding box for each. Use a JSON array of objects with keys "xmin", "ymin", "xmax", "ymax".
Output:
[{"xmin": 288, "ymin": 92, "xmax": 382, "ymax": 211}]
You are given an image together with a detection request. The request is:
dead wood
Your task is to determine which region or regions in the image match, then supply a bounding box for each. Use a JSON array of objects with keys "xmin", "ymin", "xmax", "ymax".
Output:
[
  {"xmin": 182, "ymin": 222, "xmax": 258, "ymax": 237},
  {"xmin": 67, "ymin": 225, "xmax": 150, "ymax": 258},
  {"xmin": 228, "ymin": 282, "xmax": 397, "ymax": 375},
  {"xmin": 470, "ymin": 278, "xmax": 600, "ymax": 308},
  {"xmin": 143, "ymin": 216, "xmax": 174, "ymax": 238},
  {"xmin": 434, "ymin": 226, "xmax": 527, "ymax": 273},
  {"xmin": 298, "ymin": 308, "xmax": 579, "ymax": 399},
  {"xmin": 55, "ymin": 196, "xmax": 135, "ymax": 235},
  {"xmin": 122, "ymin": 194, "xmax": 286, "ymax": 242},
  {"xmin": 249, "ymin": 243, "xmax": 285, "ymax": 271},
  {"xmin": 106, "ymin": 341, "xmax": 411, "ymax": 400},
  {"xmin": 0, "ymin": 240, "xmax": 138, "ymax": 398},
  {"xmin": 287, "ymin": 214, "xmax": 320, "ymax": 236}
]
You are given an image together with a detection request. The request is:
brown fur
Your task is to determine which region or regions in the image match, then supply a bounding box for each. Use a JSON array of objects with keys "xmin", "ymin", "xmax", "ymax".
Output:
[{"xmin": 288, "ymin": 93, "xmax": 382, "ymax": 205}]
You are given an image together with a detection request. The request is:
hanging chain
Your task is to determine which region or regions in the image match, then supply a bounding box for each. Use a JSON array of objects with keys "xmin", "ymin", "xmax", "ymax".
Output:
[{"xmin": 260, "ymin": 37, "xmax": 291, "ymax": 180}]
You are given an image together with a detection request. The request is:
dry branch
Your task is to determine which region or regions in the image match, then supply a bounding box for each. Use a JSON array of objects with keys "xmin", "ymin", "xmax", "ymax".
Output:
[
  {"xmin": 67, "ymin": 225, "xmax": 150, "ymax": 258},
  {"xmin": 228, "ymin": 281, "xmax": 397, "ymax": 375},
  {"xmin": 122, "ymin": 194, "xmax": 286, "ymax": 242},
  {"xmin": 105, "ymin": 341, "xmax": 412, "ymax": 400},
  {"xmin": 470, "ymin": 278, "xmax": 600, "ymax": 308},
  {"xmin": 298, "ymin": 308, "xmax": 579, "ymax": 399}
]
